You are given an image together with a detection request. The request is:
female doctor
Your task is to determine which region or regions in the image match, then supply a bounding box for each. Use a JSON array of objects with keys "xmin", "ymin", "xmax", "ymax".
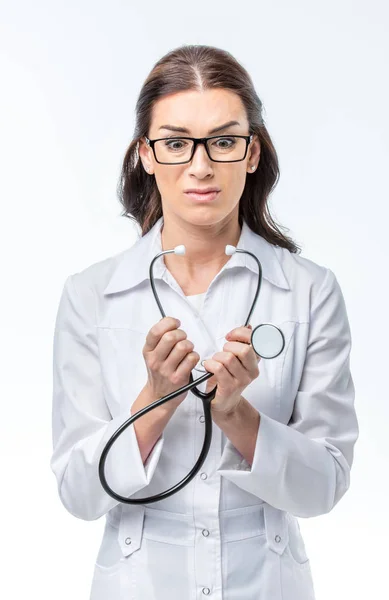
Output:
[{"xmin": 50, "ymin": 44, "xmax": 359, "ymax": 600}]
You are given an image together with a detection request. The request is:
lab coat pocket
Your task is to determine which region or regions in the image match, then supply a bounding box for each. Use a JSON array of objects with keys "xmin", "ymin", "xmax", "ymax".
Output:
[
  {"xmin": 90, "ymin": 506, "xmax": 145, "ymax": 600},
  {"xmin": 281, "ymin": 529, "xmax": 316, "ymax": 600},
  {"xmin": 257, "ymin": 319, "xmax": 297, "ymax": 393},
  {"xmin": 262, "ymin": 504, "xmax": 315, "ymax": 600},
  {"xmin": 229, "ymin": 320, "xmax": 297, "ymax": 420},
  {"xmin": 285, "ymin": 513, "xmax": 310, "ymax": 567},
  {"xmin": 281, "ymin": 513, "xmax": 316, "ymax": 600},
  {"xmin": 129, "ymin": 507, "xmax": 195, "ymax": 599},
  {"xmin": 220, "ymin": 504, "xmax": 268, "ymax": 599},
  {"xmin": 90, "ymin": 519, "xmax": 129, "ymax": 600},
  {"xmin": 94, "ymin": 518, "xmax": 126, "ymax": 573}
]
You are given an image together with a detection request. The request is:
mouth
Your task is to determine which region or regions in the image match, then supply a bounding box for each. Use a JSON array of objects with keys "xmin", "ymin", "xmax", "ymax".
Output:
[{"xmin": 184, "ymin": 190, "xmax": 221, "ymax": 202}]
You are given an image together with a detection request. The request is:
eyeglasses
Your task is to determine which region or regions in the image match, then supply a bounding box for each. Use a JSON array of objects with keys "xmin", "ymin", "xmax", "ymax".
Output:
[{"xmin": 144, "ymin": 134, "xmax": 253, "ymax": 165}]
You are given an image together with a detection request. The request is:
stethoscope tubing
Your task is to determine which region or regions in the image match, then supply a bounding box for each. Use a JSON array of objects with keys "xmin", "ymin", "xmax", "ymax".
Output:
[{"xmin": 98, "ymin": 249, "xmax": 262, "ymax": 504}]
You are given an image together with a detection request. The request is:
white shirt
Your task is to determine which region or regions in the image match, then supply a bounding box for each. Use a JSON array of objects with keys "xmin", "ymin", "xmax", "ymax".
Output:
[
  {"xmin": 50, "ymin": 216, "xmax": 359, "ymax": 600},
  {"xmin": 186, "ymin": 290, "xmax": 207, "ymax": 314}
]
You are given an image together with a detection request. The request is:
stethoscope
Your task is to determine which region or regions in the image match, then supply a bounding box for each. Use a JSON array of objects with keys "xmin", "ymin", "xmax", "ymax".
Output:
[{"xmin": 99, "ymin": 244, "xmax": 285, "ymax": 505}]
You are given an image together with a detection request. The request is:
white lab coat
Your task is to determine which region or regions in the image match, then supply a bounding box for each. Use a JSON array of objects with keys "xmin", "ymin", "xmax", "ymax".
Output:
[{"xmin": 50, "ymin": 216, "xmax": 359, "ymax": 600}]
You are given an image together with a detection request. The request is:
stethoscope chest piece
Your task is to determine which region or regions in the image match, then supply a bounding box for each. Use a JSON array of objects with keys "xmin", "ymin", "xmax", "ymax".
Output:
[{"xmin": 251, "ymin": 323, "xmax": 285, "ymax": 359}]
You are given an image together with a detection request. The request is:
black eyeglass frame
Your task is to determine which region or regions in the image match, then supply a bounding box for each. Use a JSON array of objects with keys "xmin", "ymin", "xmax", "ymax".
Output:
[{"xmin": 144, "ymin": 134, "xmax": 254, "ymax": 165}]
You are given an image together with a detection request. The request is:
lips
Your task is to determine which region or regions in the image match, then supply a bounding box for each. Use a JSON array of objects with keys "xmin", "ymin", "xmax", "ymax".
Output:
[
  {"xmin": 184, "ymin": 188, "xmax": 220, "ymax": 194},
  {"xmin": 185, "ymin": 190, "xmax": 220, "ymax": 202},
  {"xmin": 185, "ymin": 188, "xmax": 220, "ymax": 194}
]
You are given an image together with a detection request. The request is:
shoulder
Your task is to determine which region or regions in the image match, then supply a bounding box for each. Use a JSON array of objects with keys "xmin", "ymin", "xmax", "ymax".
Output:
[
  {"xmin": 65, "ymin": 248, "xmax": 129, "ymax": 305},
  {"xmin": 274, "ymin": 244, "xmax": 332, "ymax": 294},
  {"xmin": 270, "ymin": 244, "xmax": 344, "ymax": 318}
]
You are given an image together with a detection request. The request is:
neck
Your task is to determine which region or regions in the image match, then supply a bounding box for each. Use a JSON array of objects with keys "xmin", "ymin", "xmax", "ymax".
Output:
[{"xmin": 161, "ymin": 215, "xmax": 242, "ymax": 279}]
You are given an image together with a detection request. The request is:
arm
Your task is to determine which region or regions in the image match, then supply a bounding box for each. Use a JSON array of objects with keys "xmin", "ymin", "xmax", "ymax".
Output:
[
  {"xmin": 50, "ymin": 274, "xmax": 172, "ymax": 521},
  {"xmin": 131, "ymin": 384, "xmax": 177, "ymax": 464},
  {"xmin": 212, "ymin": 396, "xmax": 260, "ymax": 466},
  {"xmin": 215, "ymin": 268, "xmax": 359, "ymax": 518}
]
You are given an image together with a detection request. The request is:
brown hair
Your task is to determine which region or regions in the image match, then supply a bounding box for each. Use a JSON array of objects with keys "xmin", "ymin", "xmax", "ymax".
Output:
[{"xmin": 117, "ymin": 44, "xmax": 301, "ymax": 254}]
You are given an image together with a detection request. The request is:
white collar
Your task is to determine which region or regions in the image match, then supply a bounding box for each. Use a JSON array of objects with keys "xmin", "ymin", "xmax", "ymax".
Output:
[{"xmin": 103, "ymin": 216, "xmax": 290, "ymax": 295}]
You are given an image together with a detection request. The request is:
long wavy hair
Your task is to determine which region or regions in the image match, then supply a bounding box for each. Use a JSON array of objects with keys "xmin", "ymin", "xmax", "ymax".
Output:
[{"xmin": 117, "ymin": 44, "xmax": 301, "ymax": 254}]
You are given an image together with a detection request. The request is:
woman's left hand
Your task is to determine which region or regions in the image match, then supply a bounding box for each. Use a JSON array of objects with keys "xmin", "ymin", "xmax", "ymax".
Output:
[{"xmin": 203, "ymin": 325, "xmax": 261, "ymax": 416}]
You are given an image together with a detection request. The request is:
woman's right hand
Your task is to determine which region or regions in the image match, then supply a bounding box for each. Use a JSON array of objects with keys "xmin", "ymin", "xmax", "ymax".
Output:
[{"xmin": 142, "ymin": 316, "xmax": 200, "ymax": 410}]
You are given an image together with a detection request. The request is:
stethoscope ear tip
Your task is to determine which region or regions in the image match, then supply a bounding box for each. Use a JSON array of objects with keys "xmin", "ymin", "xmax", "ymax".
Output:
[
  {"xmin": 174, "ymin": 245, "xmax": 186, "ymax": 255},
  {"xmin": 225, "ymin": 245, "xmax": 236, "ymax": 256}
]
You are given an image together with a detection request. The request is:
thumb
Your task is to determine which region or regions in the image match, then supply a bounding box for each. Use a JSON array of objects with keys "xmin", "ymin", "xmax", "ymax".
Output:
[
  {"xmin": 204, "ymin": 366, "xmax": 216, "ymax": 391},
  {"xmin": 206, "ymin": 373, "xmax": 216, "ymax": 388}
]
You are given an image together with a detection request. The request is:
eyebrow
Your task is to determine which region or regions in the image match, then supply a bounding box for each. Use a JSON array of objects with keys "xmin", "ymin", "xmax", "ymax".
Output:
[{"xmin": 158, "ymin": 120, "xmax": 241, "ymax": 135}]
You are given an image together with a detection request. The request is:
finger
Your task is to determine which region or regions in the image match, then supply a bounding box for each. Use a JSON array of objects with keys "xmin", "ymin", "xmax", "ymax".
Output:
[
  {"xmin": 223, "ymin": 341, "xmax": 260, "ymax": 372},
  {"xmin": 157, "ymin": 329, "xmax": 188, "ymax": 363},
  {"xmin": 165, "ymin": 339, "xmax": 197, "ymax": 371},
  {"xmin": 205, "ymin": 352, "xmax": 247, "ymax": 383},
  {"xmin": 203, "ymin": 357, "xmax": 235, "ymax": 387},
  {"xmin": 144, "ymin": 317, "xmax": 180, "ymax": 352},
  {"xmin": 225, "ymin": 325, "xmax": 252, "ymax": 344}
]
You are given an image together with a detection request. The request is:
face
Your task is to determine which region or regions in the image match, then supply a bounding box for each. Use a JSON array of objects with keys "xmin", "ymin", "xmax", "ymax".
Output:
[{"xmin": 139, "ymin": 88, "xmax": 261, "ymax": 227}]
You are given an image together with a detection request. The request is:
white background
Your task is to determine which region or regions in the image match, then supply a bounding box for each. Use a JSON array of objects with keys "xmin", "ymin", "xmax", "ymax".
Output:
[{"xmin": 1, "ymin": 1, "xmax": 388, "ymax": 598}]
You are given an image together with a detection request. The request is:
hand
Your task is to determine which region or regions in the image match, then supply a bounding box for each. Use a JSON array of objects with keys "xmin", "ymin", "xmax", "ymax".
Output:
[
  {"xmin": 142, "ymin": 317, "xmax": 200, "ymax": 410},
  {"xmin": 203, "ymin": 325, "xmax": 261, "ymax": 416}
]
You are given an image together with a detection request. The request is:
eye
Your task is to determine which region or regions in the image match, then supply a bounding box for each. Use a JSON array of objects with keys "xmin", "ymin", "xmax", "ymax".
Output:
[
  {"xmin": 164, "ymin": 138, "xmax": 188, "ymax": 151},
  {"xmin": 212, "ymin": 137, "xmax": 237, "ymax": 149}
]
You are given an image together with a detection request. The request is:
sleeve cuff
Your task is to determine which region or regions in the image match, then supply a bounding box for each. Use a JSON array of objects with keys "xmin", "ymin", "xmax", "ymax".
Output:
[
  {"xmin": 216, "ymin": 410, "xmax": 337, "ymax": 515},
  {"xmin": 217, "ymin": 413, "xmax": 285, "ymax": 500},
  {"xmin": 102, "ymin": 409, "xmax": 165, "ymax": 498},
  {"xmin": 216, "ymin": 412, "xmax": 282, "ymax": 496}
]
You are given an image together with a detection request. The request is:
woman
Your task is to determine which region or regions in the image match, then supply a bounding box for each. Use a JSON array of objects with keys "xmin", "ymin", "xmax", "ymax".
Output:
[{"xmin": 50, "ymin": 45, "xmax": 359, "ymax": 600}]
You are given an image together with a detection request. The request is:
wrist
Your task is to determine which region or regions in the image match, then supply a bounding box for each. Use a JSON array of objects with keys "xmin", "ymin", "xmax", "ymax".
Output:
[
  {"xmin": 211, "ymin": 395, "xmax": 243, "ymax": 420},
  {"xmin": 141, "ymin": 383, "xmax": 180, "ymax": 415}
]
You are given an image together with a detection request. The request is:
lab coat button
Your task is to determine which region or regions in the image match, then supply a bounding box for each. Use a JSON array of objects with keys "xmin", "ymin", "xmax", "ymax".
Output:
[
  {"xmin": 125, "ymin": 537, "xmax": 132, "ymax": 545},
  {"xmin": 275, "ymin": 535, "xmax": 281, "ymax": 543},
  {"xmin": 200, "ymin": 472, "xmax": 207, "ymax": 480},
  {"xmin": 199, "ymin": 415, "xmax": 205, "ymax": 423},
  {"xmin": 202, "ymin": 529, "xmax": 210, "ymax": 537},
  {"xmin": 202, "ymin": 588, "xmax": 211, "ymax": 595}
]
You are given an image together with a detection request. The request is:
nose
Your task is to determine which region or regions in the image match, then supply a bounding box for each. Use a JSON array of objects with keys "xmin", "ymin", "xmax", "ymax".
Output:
[{"xmin": 188, "ymin": 141, "xmax": 213, "ymax": 174}]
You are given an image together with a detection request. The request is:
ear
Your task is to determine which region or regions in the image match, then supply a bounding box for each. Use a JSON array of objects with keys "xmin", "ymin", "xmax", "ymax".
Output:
[
  {"xmin": 248, "ymin": 135, "xmax": 261, "ymax": 166},
  {"xmin": 138, "ymin": 137, "xmax": 153, "ymax": 173}
]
